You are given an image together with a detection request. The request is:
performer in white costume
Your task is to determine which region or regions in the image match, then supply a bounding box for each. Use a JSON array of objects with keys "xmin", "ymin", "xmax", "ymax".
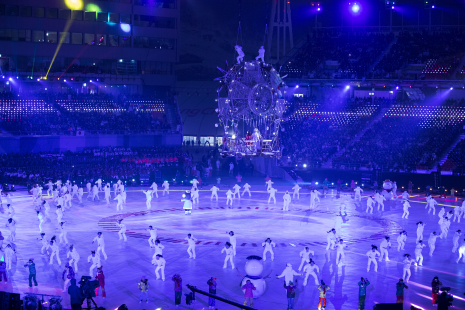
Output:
[
  {"xmin": 298, "ymin": 247, "xmax": 315, "ymax": 272},
  {"xmin": 366, "ymin": 245, "xmax": 380, "ymax": 272},
  {"xmin": 262, "ymin": 238, "xmax": 276, "ymax": 261},
  {"xmin": 185, "ymin": 234, "xmax": 197, "ymax": 259}
]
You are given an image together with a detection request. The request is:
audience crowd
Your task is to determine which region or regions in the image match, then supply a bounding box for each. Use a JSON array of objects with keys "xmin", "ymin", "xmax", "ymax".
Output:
[
  {"xmin": 0, "ymin": 91, "xmax": 178, "ymax": 134},
  {"xmin": 332, "ymin": 118, "xmax": 460, "ymax": 171},
  {"xmin": 442, "ymin": 138, "xmax": 465, "ymax": 171},
  {"xmin": 283, "ymin": 30, "xmax": 465, "ymax": 80},
  {"xmin": 279, "ymin": 97, "xmax": 465, "ymax": 172},
  {"xmin": 0, "ymin": 146, "xmax": 189, "ymax": 186},
  {"xmin": 279, "ymin": 97, "xmax": 381, "ymax": 167}
]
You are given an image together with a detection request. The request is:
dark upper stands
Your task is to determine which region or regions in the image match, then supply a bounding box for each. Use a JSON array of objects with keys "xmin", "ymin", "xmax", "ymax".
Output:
[{"xmin": 282, "ymin": 30, "xmax": 465, "ymax": 80}]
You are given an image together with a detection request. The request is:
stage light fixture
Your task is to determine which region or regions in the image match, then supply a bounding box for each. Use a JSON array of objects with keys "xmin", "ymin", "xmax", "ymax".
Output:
[
  {"xmin": 65, "ymin": 0, "xmax": 83, "ymax": 10},
  {"xmin": 351, "ymin": 3, "xmax": 360, "ymax": 13},
  {"xmin": 120, "ymin": 24, "xmax": 131, "ymax": 32}
]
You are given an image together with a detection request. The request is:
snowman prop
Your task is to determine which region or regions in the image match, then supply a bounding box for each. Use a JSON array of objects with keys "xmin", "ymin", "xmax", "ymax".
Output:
[
  {"xmin": 238, "ymin": 255, "xmax": 271, "ymax": 298},
  {"xmin": 382, "ymin": 179, "xmax": 393, "ymax": 200}
]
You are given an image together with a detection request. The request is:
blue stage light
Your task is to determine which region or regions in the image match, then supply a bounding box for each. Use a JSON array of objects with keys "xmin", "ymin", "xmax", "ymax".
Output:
[{"xmin": 352, "ymin": 3, "xmax": 360, "ymax": 13}]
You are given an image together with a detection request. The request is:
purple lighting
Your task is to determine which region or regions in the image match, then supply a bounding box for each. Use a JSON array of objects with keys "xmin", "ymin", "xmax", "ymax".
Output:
[
  {"xmin": 391, "ymin": 6, "xmax": 394, "ymax": 9},
  {"xmin": 120, "ymin": 24, "xmax": 131, "ymax": 33},
  {"xmin": 317, "ymin": 7, "xmax": 321, "ymax": 11},
  {"xmin": 295, "ymin": 85, "xmax": 299, "ymax": 88},
  {"xmin": 351, "ymin": 3, "xmax": 360, "ymax": 13},
  {"xmin": 432, "ymin": 5, "xmax": 435, "ymax": 9}
]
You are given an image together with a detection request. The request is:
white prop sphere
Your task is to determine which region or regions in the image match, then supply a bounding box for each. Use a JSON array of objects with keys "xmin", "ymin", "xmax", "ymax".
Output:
[
  {"xmin": 244, "ymin": 257, "xmax": 263, "ymax": 277},
  {"xmin": 241, "ymin": 255, "xmax": 267, "ymax": 298}
]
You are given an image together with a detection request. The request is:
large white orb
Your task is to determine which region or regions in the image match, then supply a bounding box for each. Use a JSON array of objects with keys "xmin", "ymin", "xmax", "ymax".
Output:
[
  {"xmin": 241, "ymin": 277, "xmax": 267, "ymax": 298},
  {"xmin": 244, "ymin": 256, "xmax": 263, "ymax": 277}
]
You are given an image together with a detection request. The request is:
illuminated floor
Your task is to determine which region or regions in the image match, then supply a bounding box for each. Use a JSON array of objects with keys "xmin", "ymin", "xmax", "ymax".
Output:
[{"xmin": 1, "ymin": 177, "xmax": 464, "ymax": 310}]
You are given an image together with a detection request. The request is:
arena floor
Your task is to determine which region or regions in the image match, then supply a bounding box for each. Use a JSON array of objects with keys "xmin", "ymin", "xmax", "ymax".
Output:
[{"xmin": 1, "ymin": 175, "xmax": 464, "ymax": 310}]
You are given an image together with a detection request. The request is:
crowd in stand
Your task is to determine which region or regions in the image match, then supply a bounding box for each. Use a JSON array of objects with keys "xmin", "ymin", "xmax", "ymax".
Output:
[
  {"xmin": 442, "ymin": 139, "xmax": 465, "ymax": 171},
  {"xmin": 283, "ymin": 30, "xmax": 465, "ymax": 80},
  {"xmin": 332, "ymin": 118, "xmax": 461, "ymax": 171},
  {"xmin": 0, "ymin": 146, "xmax": 190, "ymax": 186},
  {"xmin": 279, "ymin": 97, "xmax": 381, "ymax": 167},
  {"xmin": 283, "ymin": 31, "xmax": 394, "ymax": 79},
  {"xmin": 373, "ymin": 30, "xmax": 465, "ymax": 79},
  {"xmin": 0, "ymin": 91, "xmax": 177, "ymax": 134},
  {"xmin": 279, "ymin": 97, "xmax": 465, "ymax": 171}
]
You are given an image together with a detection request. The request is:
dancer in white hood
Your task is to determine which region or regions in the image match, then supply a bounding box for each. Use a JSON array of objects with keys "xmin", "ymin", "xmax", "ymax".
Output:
[
  {"xmin": 262, "ymin": 238, "xmax": 276, "ymax": 261},
  {"xmin": 283, "ymin": 191, "xmax": 291, "ymax": 211},
  {"xmin": 366, "ymin": 197, "xmax": 374, "ymax": 214},
  {"xmin": 303, "ymin": 259, "xmax": 319, "ymax": 286},
  {"xmin": 242, "ymin": 183, "xmax": 251, "ymax": 197},
  {"xmin": 326, "ymin": 229, "xmax": 337, "ymax": 250},
  {"xmin": 227, "ymin": 231, "xmax": 237, "ymax": 256},
  {"xmin": 221, "ymin": 242, "xmax": 235, "ymax": 269},
  {"xmin": 104, "ymin": 184, "xmax": 111, "ymax": 204},
  {"xmin": 298, "ymin": 247, "xmax": 315, "ymax": 272},
  {"xmin": 114, "ymin": 193, "xmax": 124, "ymax": 211},
  {"xmin": 210, "ymin": 185, "xmax": 219, "ymax": 201},
  {"xmin": 292, "ymin": 184, "xmax": 301, "ymax": 199},
  {"xmin": 147, "ymin": 226, "xmax": 157, "ymax": 248},
  {"xmin": 226, "ymin": 189, "xmax": 234, "ymax": 206},
  {"xmin": 150, "ymin": 182, "xmax": 159, "ymax": 198},
  {"xmin": 92, "ymin": 232, "xmax": 108, "ymax": 260},
  {"xmin": 402, "ymin": 200, "xmax": 411, "ymax": 219},
  {"xmin": 336, "ymin": 239, "xmax": 348, "ymax": 267},
  {"xmin": 67, "ymin": 244, "xmax": 80, "ymax": 272},
  {"xmin": 142, "ymin": 190, "xmax": 152, "ymax": 210},
  {"xmin": 233, "ymin": 184, "xmax": 241, "ymax": 199},
  {"xmin": 277, "ymin": 263, "xmax": 301, "ymax": 285},
  {"xmin": 117, "ymin": 219, "xmax": 127, "ymax": 241},
  {"xmin": 379, "ymin": 236, "xmax": 391, "ymax": 262},
  {"xmin": 185, "ymin": 233, "xmax": 197, "ymax": 259},
  {"xmin": 428, "ymin": 231, "xmax": 439, "ymax": 257},
  {"xmin": 162, "ymin": 181, "xmax": 169, "ymax": 195},
  {"xmin": 416, "ymin": 222, "xmax": 426, "ymax": 242},
  {"xmin": 452, "ymin": 230, "xmax": 462, "ymax": 253},
  {"xmin": 366, "ymin": 245, "xmax": 380, "ymax": 272},
  {"xmin": 268, "ymin": 187, "xmax": 277, "ymax": 204},
  {"xmin": 354, "ymin": 186, "xmax": 363, "ymax": 202}
]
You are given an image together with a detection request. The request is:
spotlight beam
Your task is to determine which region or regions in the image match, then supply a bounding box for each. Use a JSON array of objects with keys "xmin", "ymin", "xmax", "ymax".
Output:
[{"xmin": 46, "ymin": 19, "xmax": 74, "ymax": 78}]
